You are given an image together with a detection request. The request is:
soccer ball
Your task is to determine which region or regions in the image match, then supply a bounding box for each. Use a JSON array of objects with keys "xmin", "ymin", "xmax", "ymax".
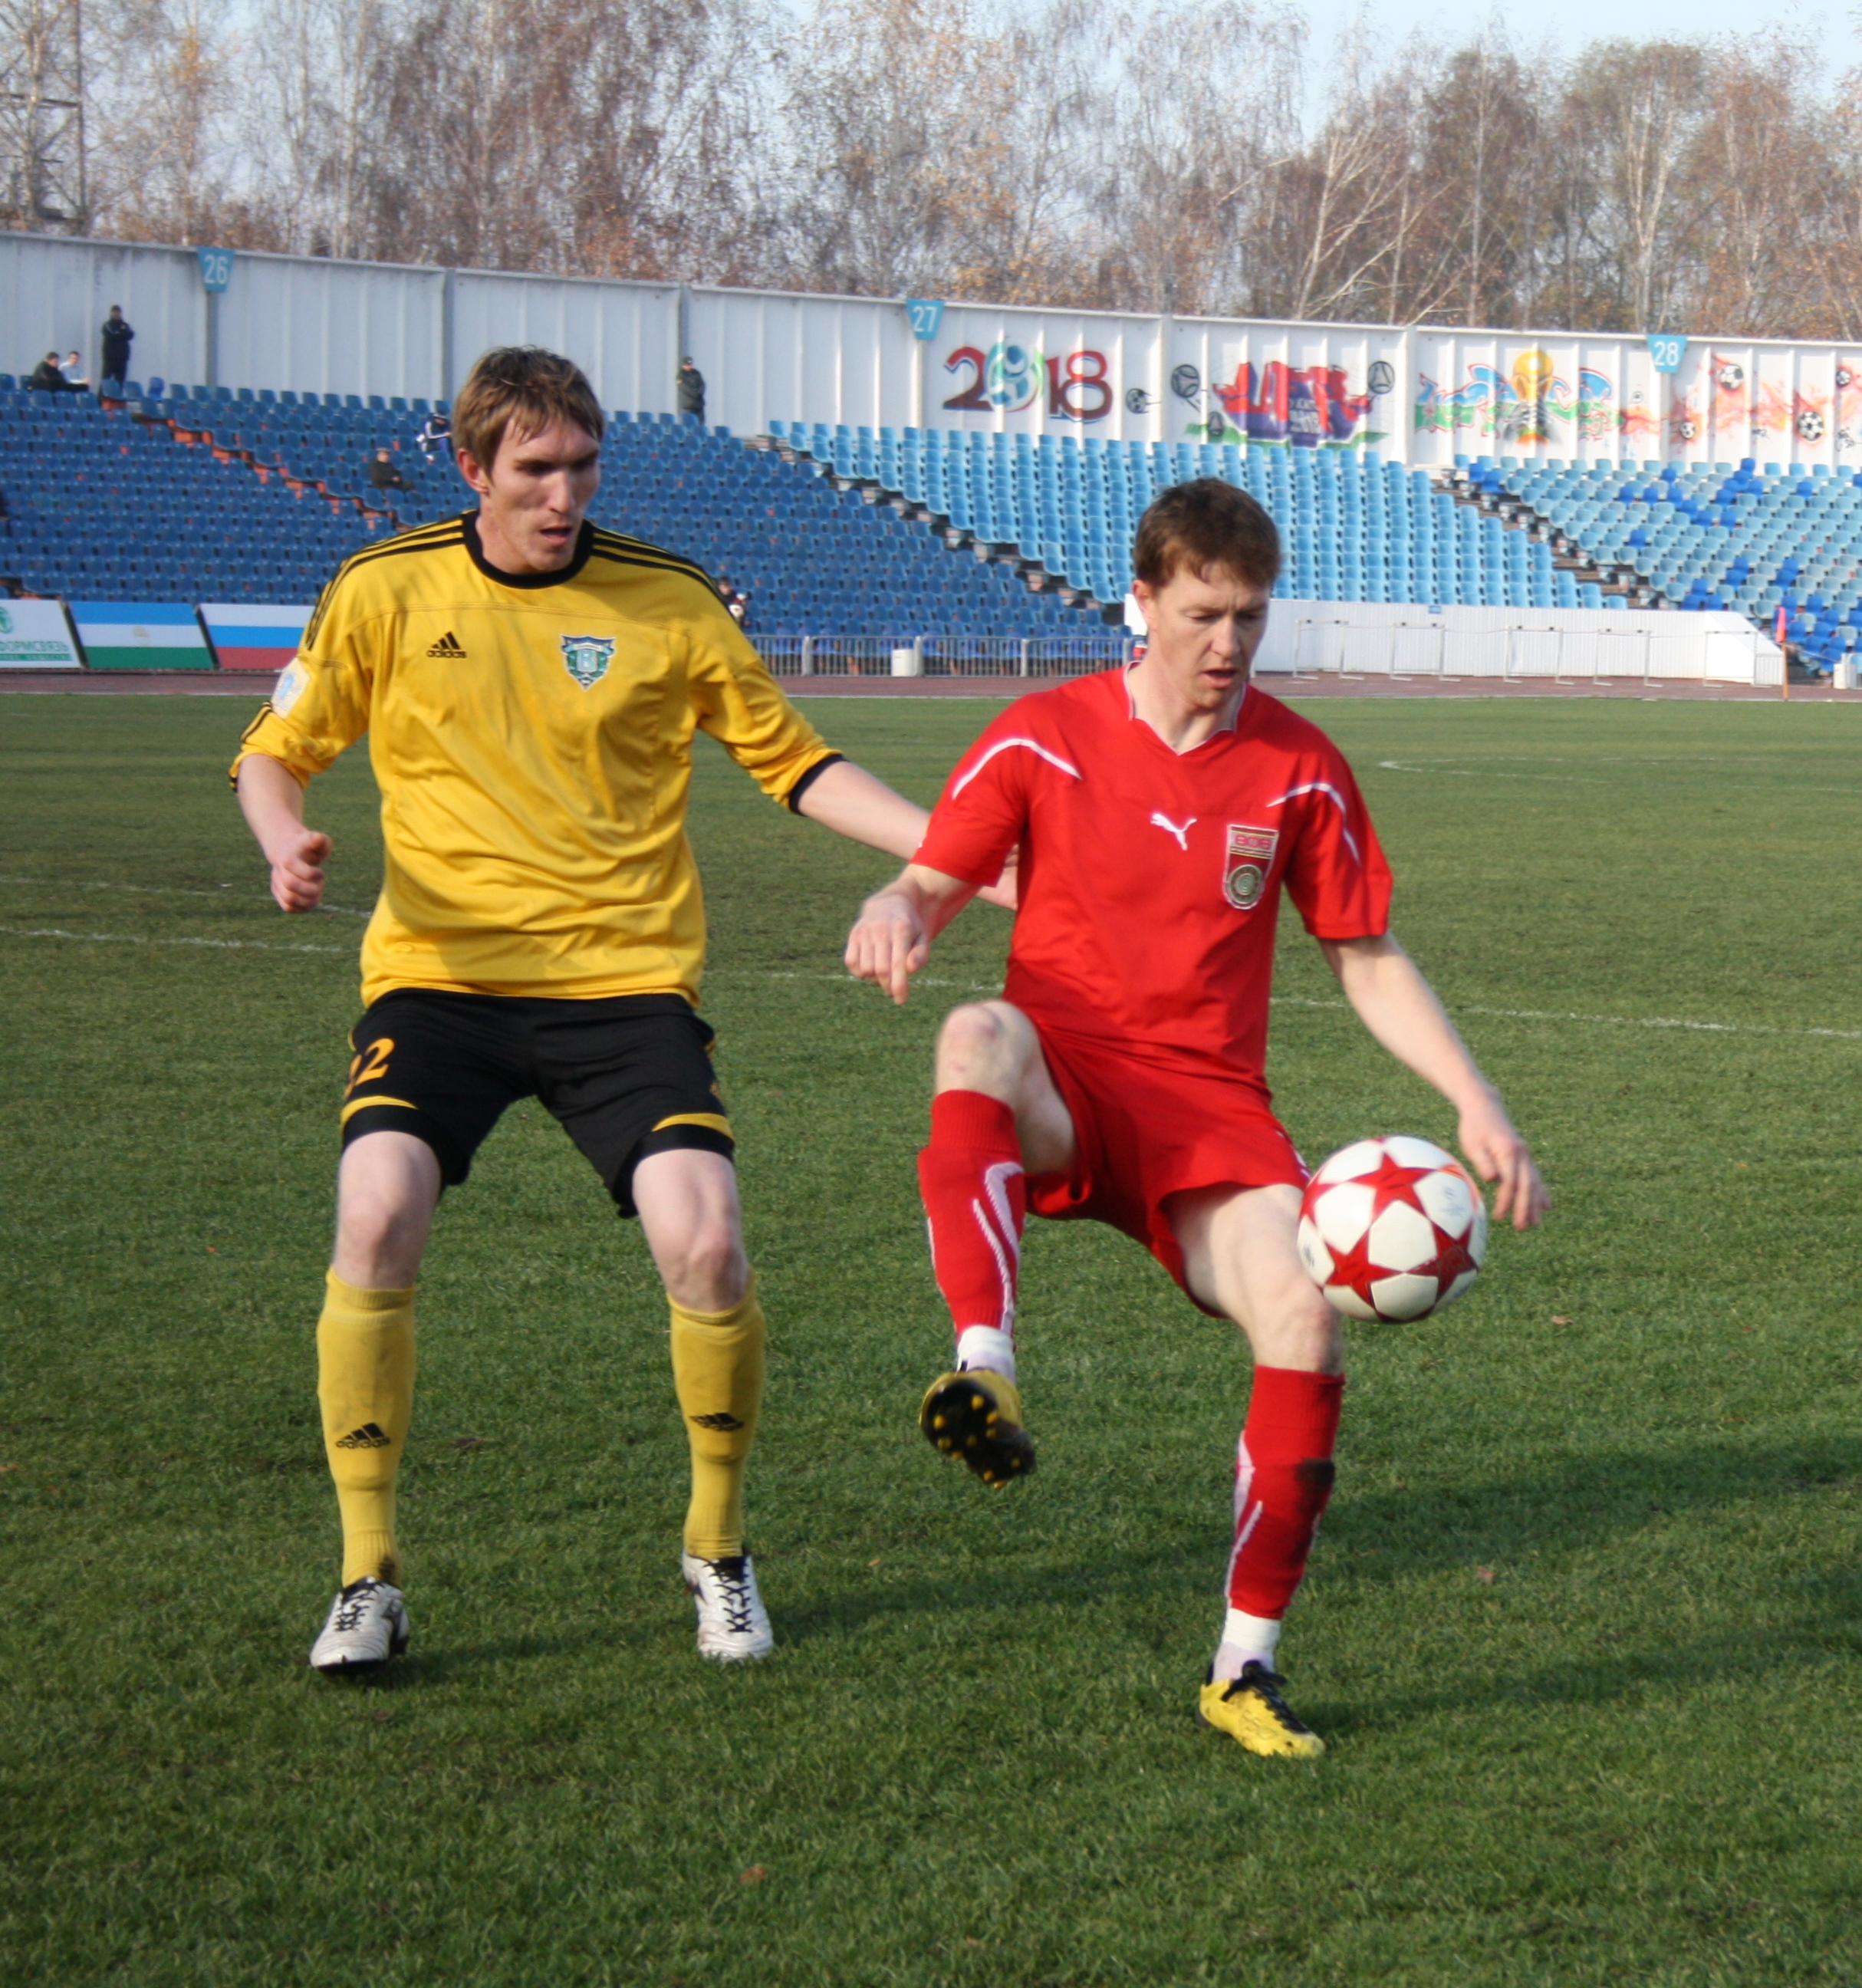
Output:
[
  {"xmin": 1798, "ymin": 409, "xmax": 1826, "ymax": 443},
  {"xmin": 1716, "ymin": 361, "xmax": 1745, "ymax": 394},
  {"xmin": 1296, "ymin": 1136, "xmax": 1487, "ymax": 1322}
]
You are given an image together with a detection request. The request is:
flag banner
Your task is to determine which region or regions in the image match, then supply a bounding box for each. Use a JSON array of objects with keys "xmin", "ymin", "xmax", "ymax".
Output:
[
  {"xmin": 70, "ymin": 601, "xmax": 213, "ymax": 671},
  {"xmin": 199, "ymin": 602, "xmax": 311, "ymax": 670}
]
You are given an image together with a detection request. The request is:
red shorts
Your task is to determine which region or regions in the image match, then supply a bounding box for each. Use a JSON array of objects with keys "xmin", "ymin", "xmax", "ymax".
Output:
[{"xmin": 1026, "ymin": 1022, "xmax": 1308, "ymax": 1304}]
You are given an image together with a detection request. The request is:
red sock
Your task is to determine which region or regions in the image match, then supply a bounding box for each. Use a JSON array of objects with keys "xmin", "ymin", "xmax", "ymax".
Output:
[
  {"xmin": 917, "ymin": 1090, "xmax": 1025, "ymax": 1353},
  {"xmin": 1225, "ymin": 1366, "xmax": 1345, "ymax": 1619}
]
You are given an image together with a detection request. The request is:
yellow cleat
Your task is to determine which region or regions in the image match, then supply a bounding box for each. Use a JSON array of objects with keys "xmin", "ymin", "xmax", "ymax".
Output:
[
  {"xmin": 918, "ymin": 1368, "xmax": 1035, "ymax": 1486},
  {"xmin": 1197, "ymin": 1664, "xmax": 1325, "ymax": 1759}
]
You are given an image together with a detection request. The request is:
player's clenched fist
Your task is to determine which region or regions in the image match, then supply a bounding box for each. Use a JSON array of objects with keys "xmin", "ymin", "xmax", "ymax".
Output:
[
  {"xmin": 267, "ymin": 827, "xmax": 331, "ymax": 913},
  {"xmin": 846, "ymin": 887, "xmax": 930, "ymax": 1005}
]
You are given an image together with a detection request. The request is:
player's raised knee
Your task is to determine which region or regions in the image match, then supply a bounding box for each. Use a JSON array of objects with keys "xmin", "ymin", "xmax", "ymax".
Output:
[{"xmin": 934, "ymin": 1000, "xmax": 1035, "ymax": 1094}]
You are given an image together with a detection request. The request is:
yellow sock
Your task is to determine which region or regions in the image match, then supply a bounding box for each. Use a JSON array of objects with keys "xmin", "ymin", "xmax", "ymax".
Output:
[
  {"xmin": 316, "ymin": 1271, "xmax": 416, "ymax": 1587},
  {"xmin": 669, "ymin": 1285, "xmax": 765, "ymax": 1559}
]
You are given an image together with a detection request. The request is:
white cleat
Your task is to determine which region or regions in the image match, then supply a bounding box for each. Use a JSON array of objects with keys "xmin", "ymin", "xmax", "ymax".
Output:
[
  {"xmin": 681, "ymin": 1552, "xmax": 774, "ymax": 1661},
  {"xmin": 309, "ymin": 1577, "xmax": 410, "ymax": 1675}
]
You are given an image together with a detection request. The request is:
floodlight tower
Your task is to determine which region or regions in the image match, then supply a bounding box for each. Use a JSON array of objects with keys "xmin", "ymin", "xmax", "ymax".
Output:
[{"xmin": 0, "ymin": 0, "xmax": 88, "ymax": 232}]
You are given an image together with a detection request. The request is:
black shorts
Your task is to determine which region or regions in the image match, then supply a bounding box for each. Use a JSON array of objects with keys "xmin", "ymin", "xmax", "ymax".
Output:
[{"xmin": 340, "ymin": 989, "xmax": 733, "ymax": 1216}]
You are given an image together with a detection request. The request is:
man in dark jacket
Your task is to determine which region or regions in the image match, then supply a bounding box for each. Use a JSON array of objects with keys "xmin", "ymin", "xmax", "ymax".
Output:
[
  {"xmin": 367, "ymin": 448, "xmax": 412, "ymax": 495},
  {"xmin": 28, "ymin": 353, "xmax": 79, "ymax": 393},
  {"xmin": 677, "ymin": 357, "xmax": 706, "ymax": 423},
  {"xmin": 100, "ymin": 307, "xmax": 134, "ymax": 390}
]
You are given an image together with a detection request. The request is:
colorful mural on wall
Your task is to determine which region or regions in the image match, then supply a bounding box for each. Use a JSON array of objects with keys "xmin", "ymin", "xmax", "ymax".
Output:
[
  {"xmin": 1414, "ymin": 352, "xmax": 1620, "ymax": 446},
  {"xmin": 1202, "ymin": 360, "xmax": 1380, "ymax": 448},
  {"xmin": 1663, "ymin": 357, "xmax": 1837, "ymax": 453},
  {"xmin": 1837, "ymin": 363, "xmax": 1862, "ymax": 453}
]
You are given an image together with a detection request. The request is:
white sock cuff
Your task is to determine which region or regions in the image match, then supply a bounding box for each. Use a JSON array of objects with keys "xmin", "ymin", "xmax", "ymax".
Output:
[
  {"xmin": 955, "ymin": 1325, "xmax": 1016, "ymax": 1383},
  {"xmin": 1211, "ymin": 1608, "xmax": 1282, "ymax": 1680}
]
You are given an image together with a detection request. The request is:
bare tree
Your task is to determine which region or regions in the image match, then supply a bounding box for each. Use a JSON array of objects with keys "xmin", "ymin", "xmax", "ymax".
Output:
[
  {"xmin": 1689, "ymin": 35, "xmax": 1825, "ymax": 339},
  {"xmin": 1088, "ymin": 0, "xmax": 1304, "ymax": 315},
  {"xmin": 1564, "ymin": 38, "xmax": 1707, "ymax": 331},
  {"xmin": 48, "ymin": 0, "xmax": 1862, "ymax": 347},
  {"xmin": 87, "ymin": 0, "xmax": 244, "ymax": 245}
]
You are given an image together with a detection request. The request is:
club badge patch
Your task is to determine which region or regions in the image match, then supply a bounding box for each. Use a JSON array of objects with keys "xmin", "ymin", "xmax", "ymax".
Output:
[
  {"xmin": 272, "ymin": 658, "xmax": 309, "ymax": 716},
  {"xmin": 1222, "ymin": 824, "xmax": 1279, "ymax": 910},
  {"xmin": 561, "ymin": 634, "xmax": 615, "ymax": 690}
]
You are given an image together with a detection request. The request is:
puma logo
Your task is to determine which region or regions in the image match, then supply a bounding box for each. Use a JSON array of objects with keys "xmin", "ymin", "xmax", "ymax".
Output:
[{"xmin": 1150, "ymin": 811, "xmax": 1196, "ymax": 851}]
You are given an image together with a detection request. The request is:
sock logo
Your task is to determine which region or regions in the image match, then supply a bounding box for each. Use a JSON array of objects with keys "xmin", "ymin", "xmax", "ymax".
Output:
[
  {"xmin": 426, "ymin": 630, "xmax": 466, "ymax": 657},
  {"xmin": 336, "ymin": 1422, "xmax": 393, "ymax": 1449},
  {"xmin": 691, "ymin": 1411, "xmax": 745, "ymax": 1431}
]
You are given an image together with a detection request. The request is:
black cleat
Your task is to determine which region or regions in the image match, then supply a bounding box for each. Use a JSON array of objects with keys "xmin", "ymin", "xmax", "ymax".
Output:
[{"xmin": 918, "ymin": 1368, "xmax": 1035, "ymax": 1486}]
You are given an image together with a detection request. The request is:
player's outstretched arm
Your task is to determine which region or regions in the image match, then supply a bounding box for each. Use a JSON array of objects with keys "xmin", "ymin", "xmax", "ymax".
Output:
[
  {"xmin": 845, "ymin": 864, "xmax": 978, "ymax": 1006},
  {"xmin": 237, "ymin": 753, "xmax": 331, "ymax": 913},
  {"xmin": 1321, "ymin": 933, "xmax": 1549, "ymax": 1229},
  {"xmin": 796, "ymin": 760, "xmax": 1016, "ymax": 908}
]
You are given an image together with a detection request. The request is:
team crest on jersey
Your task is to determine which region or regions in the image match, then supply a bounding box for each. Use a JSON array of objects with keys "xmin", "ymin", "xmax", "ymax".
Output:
[
  {"xmin": 1222, "ymin": 824, "xmax": 1278, "ymax": 910},
  {"xmin": 561, "ymin": 634, "xmax": 614, "ymax": 689}
]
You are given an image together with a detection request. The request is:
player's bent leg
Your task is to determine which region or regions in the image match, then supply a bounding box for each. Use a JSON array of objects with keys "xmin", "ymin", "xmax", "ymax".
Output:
[
  {"xmin": 1172, "ymin": 1184, "xmax": 1344, "ymax": 1756},
  {"xmin": 1173, "ymin": 1182, "xmax": 1342, "ymax": 1377},
  {"xmin": 919, "ymin": 1002, "xmax": 1074, "ymax": 1486},
  {"xmin": 633, "ymin": 1147, "xmax": 771, "ymax": 1661},
  {"xmin": 332, "ymin": 1128, "xmax": 443, "ymax": 1291},
  {"xmin": 312, "ymin": 1131, "xmax": 442, "ymax": 1677}
]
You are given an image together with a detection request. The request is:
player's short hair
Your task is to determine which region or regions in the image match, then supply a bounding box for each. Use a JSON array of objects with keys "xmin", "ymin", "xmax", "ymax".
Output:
[
  {"xmin": 1133, "ymin": 478, "xmax": 1281, "ymax": 590},
  {"xmin": 452, "ymin": 347, "xmax": 605, "ymax": 472}
]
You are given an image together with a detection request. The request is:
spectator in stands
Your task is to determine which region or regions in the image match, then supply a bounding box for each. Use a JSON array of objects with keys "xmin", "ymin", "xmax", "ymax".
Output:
[
  {"xmin": 100, "ymin": 306, "xmax": 133, "ymax": 391},
  {"xmin": 678, "ymin": 356, "xmax": 706, "ymax": 423},
  {"xmin": 60, "ymin": 351, "xmax": 91, "ymax": 390},
  {"xmin": 717, "ymin": 572, "xmax": 748, "ymax": 627},
  {"xmin": 417, "ymin": 408, "xmax": 452, "ymax": 463},
  {"xmin": 0, "ymin": 483, "xmax": 11, "ymax": 537},
  {"xmin": 368, "ymin": 448, "xmax": 412, "ymax": 495},
  {"xmin": 28, "ymin": 352, "xmax": 78, "ymax": 393}
]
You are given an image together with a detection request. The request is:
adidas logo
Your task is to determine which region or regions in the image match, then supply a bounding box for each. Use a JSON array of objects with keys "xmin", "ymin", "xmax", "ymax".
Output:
[
  {"xmin": 691, "ymin": 1411, "xmax": 745, "ymax": 1432},
  {"xmin": 336, "ymin": 1422, "xmax": 393, "ymax": 1449},
  {"xmin": 426, "ymin": 630, "xmax": 466, "ymax": 657}
]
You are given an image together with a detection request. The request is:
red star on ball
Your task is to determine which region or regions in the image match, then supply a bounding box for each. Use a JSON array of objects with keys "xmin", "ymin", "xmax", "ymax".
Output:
[{"xmin": 1357, "ymin": 1152, "xmax": 1440, "ymax": 1219}]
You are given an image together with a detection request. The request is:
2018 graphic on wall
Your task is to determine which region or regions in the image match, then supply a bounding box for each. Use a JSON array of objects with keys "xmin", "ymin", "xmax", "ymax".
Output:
[{"xmin": 942, "ymin": 341, "xmax": 1114, "ymax": 421}]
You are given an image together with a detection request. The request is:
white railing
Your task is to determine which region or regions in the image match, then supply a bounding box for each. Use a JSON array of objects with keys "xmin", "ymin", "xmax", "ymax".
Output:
[{"xmin": 755, "ymin": 635, "xmax": 1130, "ymax": 677}]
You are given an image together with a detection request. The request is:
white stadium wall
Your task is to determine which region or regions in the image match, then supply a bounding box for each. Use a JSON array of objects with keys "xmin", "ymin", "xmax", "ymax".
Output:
[
  {"xmin": 451, "ymin": 271, "xmax": 679, "ymax": 420},
  {"xmin": 5, "ymin": 229, "xmax": 1861, "ymax": 473},
  {"xmin": 2, "ymin": 233, "xmax": 209, "ymax": 388},
  {"xmin": 1252, "ymin": 604, "xmax": 1783, "ymax": 687}
]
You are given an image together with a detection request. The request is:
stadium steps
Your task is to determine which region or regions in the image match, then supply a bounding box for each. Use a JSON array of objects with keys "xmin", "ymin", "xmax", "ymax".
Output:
[
  {"xmin": 0, "ymin": 378, "xmax": 1101, "ymax": 637},
  {"xmin": 1461, "ymin": 450, "xmax": 1862, "ymax": 676},
  {"xmin": 758, "ymin": 426, "xmax": 1120, "ymax": 620},
  {"xmin": 765, "ymin": 420, "xmax": 1627, "ymax": 614},
  {"xmin": 1436, "ymin": 464, "xmax": 1638, "ymax": 611}
]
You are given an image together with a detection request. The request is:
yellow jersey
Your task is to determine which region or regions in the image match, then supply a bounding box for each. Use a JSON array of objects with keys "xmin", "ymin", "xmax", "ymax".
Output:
[{"xmin": 232, "ymin": 512, "xmax": 837, "ymax": 1007}]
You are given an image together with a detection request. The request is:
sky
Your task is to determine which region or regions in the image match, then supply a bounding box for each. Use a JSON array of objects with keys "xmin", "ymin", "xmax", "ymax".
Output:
[{"xmin": 1297, "ymin": 0, "xmax": 1862, "ymax": 80}]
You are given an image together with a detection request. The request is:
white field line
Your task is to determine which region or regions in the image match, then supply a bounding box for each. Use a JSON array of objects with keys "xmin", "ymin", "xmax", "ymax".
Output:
[
  {"xmin": 1271, "ymin": 991, "xmax": 1862, "ymax": 1042},
  {"xmin": 1373, "ymin": 757, "xmax": 1862, "ymax": 798},
  {"xmin": 0, "ymin": 874, "xmax": 370, "ymax": 917},
  {"xmin": 5, "ymin": 927, "xmax": 1859, "ymax": 1045},
  {"xmin": 736, "ymin": 971, "xmax": 1862, "ymax": 1041},
  {"xmin": 0, "ymin": 923, "xmax": 349, "ymax": 956}
]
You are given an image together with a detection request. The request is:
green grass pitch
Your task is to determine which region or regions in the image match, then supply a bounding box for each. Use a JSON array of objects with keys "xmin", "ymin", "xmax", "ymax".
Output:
[{"xmin": 3, "ymin": 688, "xmax": 1860, "ymax": 1986}]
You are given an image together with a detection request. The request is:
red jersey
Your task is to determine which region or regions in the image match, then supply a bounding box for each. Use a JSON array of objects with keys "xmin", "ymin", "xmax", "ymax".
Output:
[{"xmin": 915, "ymin": 670, "xmax": 1392, "ymax": 1088}]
